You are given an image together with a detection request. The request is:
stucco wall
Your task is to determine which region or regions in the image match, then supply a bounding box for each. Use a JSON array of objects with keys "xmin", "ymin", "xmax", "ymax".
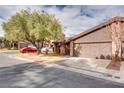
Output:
[
  {"xmin": 70, "ymin": 22, "xmax": 124, "ymax": 59},
  {"xmin": 74, "ymin": 43, "xmax": 112, "ymax": 59},
  {"xmin": 74, "ymin": 26, "xmax": 111, "ymax": 43},
  {"xmin": 71, "ymin": 26, "xmax": 112, "ymax": 58}
]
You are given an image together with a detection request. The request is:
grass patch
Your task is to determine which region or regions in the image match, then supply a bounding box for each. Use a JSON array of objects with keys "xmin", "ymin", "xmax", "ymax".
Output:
[
  {"xmin": 0, "ymin": 48, "xmax": 19, "ymax": 52},
  {"xmin": 0, "ymin": 48, "xmax": 9, "ymax": 51}
]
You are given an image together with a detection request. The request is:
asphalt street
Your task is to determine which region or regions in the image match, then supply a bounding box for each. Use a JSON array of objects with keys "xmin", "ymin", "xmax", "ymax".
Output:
[
  {"xmin": 0, "ymin": 52, "xmax": 124, "ymax": 88},
  {"xmin": 0, "ymin": 52, "xmax": 31, "ymax": 67}
]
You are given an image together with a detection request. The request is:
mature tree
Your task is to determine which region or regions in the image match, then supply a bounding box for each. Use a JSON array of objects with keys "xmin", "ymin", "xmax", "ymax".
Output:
[
  {"xmin": 3, "ymin": 39, "xmax": 11, "ymax": 49},
  {"xmin": 107, "ymin": 21, "xmax": 122, "ymax": 70},
  {"xmin": 0, "ymin": 37, "xmax": 3, "ymax": 48},
  {"xmin": 2, "ymin": 9, "xmax": 63, "ymax": 54}
]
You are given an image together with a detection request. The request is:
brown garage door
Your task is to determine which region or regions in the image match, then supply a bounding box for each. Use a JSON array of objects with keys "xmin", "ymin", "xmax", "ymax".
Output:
[{"xmin": 74, "ymin": 42, "xmax": 112, "ymax": 59}]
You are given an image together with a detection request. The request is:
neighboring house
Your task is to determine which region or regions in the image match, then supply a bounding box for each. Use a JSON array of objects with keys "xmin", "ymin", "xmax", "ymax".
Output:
[
  {"xmin": 53, "ymin": 38, "xmax": 70, "ymax": 55},
  {"xmin": 66, "ymin": 17, "xmax": 124, "ymax": 59},
  {"xmin": 18, "ymin": 42, "xmax": 31, "ymax": 49}
]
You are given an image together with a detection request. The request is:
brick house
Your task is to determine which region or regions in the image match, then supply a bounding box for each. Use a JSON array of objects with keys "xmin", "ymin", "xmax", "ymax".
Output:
[{"xmin": 66, "ymin": 17, "xmax": 124, "ymax": 60}]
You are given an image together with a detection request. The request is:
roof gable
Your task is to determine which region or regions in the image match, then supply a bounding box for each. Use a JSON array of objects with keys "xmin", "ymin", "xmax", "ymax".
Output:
[{"xmin": 67, "ymin": 17, "xmax": 124, "ymax": 42}]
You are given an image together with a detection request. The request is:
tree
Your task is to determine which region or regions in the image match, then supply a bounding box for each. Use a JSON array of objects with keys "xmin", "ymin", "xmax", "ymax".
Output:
[
  {"xmin": 0, "ymin": 38, "xmax": 3, "ymax": 48},
  {"xmin": 107, "ymin": 21, "xmax": 122, "ymax": 70},
  {"xmin": 2, "ymin": 9, "xmax": 63, "ymax": 54}
]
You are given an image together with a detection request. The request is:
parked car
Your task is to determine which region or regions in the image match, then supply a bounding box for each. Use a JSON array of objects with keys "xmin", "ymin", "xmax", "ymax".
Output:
[
  {"xmin": 41, "ymin": 47, "xmax": 53, "ymax": 54},
  {"xmin": 20, "ymin": 47, "xmax": 37, "ymax": 53}
]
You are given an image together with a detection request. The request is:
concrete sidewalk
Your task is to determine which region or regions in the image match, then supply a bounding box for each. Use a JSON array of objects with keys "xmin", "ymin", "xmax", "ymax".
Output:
[{"xmin": 51, "ymin": 58, "xmax": 124, "ymax": 84}]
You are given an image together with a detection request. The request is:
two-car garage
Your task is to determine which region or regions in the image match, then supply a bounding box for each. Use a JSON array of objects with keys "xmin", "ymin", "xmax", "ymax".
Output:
[{"xmin": 68, "ymin": 17, "xmax": 116, "ymax": 59}]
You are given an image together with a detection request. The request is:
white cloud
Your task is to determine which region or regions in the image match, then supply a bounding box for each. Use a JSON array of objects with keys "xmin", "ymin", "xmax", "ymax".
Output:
[
  {"xmin": 1, "ymin": 5, "xmax": 124, "ymax": 37},
  {"xmin": 0, "ymin": 18, "xmax": 5, "ymax": 37}
]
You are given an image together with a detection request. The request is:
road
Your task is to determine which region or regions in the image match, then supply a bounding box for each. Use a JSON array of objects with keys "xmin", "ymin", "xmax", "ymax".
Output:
[
  {"xmin": 0, "ymin": 52, "xmax": 124, "ymax": 88},
  {"xmin": 0, "ymin": 52, "xmax": 31, "ymax": 67}
]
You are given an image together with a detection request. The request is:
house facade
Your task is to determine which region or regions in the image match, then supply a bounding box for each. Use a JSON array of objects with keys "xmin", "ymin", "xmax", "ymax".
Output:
[{"xmin": 67, "ymin": 17, "xmax": 124, "ymax": 60}]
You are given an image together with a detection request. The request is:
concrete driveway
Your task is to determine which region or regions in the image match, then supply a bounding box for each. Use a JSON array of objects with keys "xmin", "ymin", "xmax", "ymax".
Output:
[{"xmin": 0, "ymin": 52, "xmax": 124, "ymax": 88}]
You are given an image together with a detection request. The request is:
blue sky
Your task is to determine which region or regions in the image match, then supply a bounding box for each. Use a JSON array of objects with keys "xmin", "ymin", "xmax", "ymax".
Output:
[{"xmin": 1, "ymin": 5, "xmax": 124, "ymax": 37}]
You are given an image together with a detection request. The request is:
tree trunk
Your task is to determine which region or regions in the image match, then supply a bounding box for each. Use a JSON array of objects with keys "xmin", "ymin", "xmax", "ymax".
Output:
[
  {"xmin": 111, "ymin": 40, "xmax": 122, "ymax": 63},
  {"xmin": 36, "ymin": 42, "xmax": 41, "ymax": 55},
  {"xmin": 112, "ymin": 22, "xmax": 122, "ymax": 62},
  {"xmin": 37, "ymin": 41, "xmax": 43, "ymax": 55},
  {"xmin": 30, "ymin": 40, "xmax": 44, "ymax": 55},
  {"xmin": 12, "ymin": 42, "xmax": 15, "ymax": 49},
  {"xmin": 0, "ymin": 43, "xmax": 1, "ymax": 48},
  {"xmin": 37, "ymin": 48, "xmax": 41, "ymax": 54},
  {"xmin": 107, "ymin": 21, "xmax": 122, "ymax": 70}
]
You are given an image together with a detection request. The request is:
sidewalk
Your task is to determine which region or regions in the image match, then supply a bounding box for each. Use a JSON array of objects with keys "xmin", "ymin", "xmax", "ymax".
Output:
[{"xmin": 52, "ymin": 57, "xmax": 124, "ymax": 84}]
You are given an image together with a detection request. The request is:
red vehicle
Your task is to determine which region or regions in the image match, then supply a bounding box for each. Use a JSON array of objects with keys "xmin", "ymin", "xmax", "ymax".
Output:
[{"xmin": 20, "ymin": 47, "xmax": 37, "ymax": 53}]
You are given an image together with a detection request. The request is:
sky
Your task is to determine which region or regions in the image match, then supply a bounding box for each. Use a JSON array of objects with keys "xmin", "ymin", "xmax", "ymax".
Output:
[{"xmin": 1, "ymin": 5, "xmax": 124, "ymax": 37}]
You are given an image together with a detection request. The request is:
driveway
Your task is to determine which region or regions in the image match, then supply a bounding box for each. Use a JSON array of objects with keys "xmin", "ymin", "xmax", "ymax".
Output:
[{"xmin": 0, "ymin": 52, "xmax": 124, "ymax": 88}]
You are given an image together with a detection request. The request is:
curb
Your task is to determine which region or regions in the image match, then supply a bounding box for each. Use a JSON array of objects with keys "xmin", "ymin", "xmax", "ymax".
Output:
[{"xmin": 49, "ymin": 64, "xmax": 124, "ymax": 86}]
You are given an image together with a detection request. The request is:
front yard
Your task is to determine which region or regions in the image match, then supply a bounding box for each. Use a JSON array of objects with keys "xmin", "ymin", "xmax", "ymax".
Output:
[
  {"xmin": 9, "ymin": 52, "xmax": 66, "ymax": 63},
  {"xmin": 0, "ymin": 47, "xmax": 66, "ymax": 63},
  {"xmin": 0, "ymin": 48, "xmax": 18, "ymax": 52}
]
